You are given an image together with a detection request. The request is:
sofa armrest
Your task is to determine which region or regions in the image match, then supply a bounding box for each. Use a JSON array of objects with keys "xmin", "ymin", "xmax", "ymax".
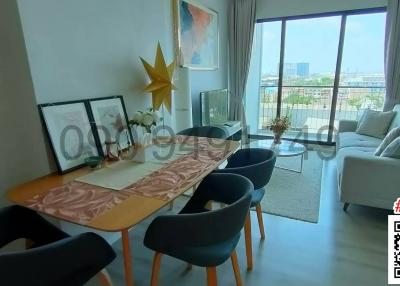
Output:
[
  {"xmin": 338, "ymin": 120, "xmax": 358, "ymax": 133},
  {"xmin": 340, "ymin": 154, "xmax": 400, "ymax": 208}
]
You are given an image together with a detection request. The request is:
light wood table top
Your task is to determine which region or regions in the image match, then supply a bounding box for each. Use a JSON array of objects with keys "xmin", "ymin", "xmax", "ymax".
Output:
[{"xmin": 8, "ymin": 138, "xmax": 239, "ymax": 232}]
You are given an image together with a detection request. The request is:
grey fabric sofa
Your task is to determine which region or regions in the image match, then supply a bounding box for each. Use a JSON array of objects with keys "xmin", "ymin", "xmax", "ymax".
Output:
[{"xmin": 336, "ymin": 104, "xmax": 400, "ymax": 210}]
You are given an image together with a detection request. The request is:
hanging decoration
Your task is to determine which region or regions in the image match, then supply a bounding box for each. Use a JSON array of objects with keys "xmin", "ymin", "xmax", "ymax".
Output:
[{"xmin": 140, "ymin": 42, "xmax": 176, "ymax": 112}]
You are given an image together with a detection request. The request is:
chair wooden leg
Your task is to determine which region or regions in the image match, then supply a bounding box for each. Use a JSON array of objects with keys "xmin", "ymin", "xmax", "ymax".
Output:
[
  {"xmin": 255, "ymin": 204, "xmax": 265, "ymax": 240},
  {"xmin": 150, "ymin": 252, "xmax": 163, "ymax": 286},
  {"xmin": 169, "ymin": 201, "xmax": 174, "ymax": 210},
  {"xmin": 244, "ymin": 211, "xmax": 253, "ymax": 271},
  {"xmin": 97, "ymin": 269, "xmax": 113, "ymax": 286},
  {"xmin": 231, "ymin": 250, "xmax": 242, "ymax": 286},
  {"xmin": 206, "ymin": 267, "xmax": 218, "ymax": 286}
]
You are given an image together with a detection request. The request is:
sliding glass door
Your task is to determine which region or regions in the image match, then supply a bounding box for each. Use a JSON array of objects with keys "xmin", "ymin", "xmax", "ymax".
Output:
[
  {"xmin": 336, "ymin": 13, "xmax": 386, "ymax": 124},
  {"xmin": 248, "ymin": 8, "xmax": 386, "ymax": 143}
]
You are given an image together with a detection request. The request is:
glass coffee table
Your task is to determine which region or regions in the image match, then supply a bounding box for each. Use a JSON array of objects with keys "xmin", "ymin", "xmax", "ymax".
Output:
[{"xmin": 250, "ymin": 139, "xmax": 306, "ymax": 173}]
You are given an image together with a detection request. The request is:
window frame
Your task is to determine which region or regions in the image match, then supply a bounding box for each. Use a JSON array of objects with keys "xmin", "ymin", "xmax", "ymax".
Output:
[{"xmin": 255, "ymin": 7, "xmax": 387, "ymax": 144}]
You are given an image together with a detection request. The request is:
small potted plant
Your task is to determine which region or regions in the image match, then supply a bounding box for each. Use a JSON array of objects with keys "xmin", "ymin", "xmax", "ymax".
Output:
[{"xmin": 269, "ymin": 116, "xmax": 291, "ymax": 144}]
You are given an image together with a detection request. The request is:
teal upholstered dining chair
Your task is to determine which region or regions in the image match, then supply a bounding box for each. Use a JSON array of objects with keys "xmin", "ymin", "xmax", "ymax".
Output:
[
  {"xmin": 177, "ymin": 126, "xmax": 228, "ymax": 139},
  {"xmin": 144, "ymin": 173, "xmax": 253, "ymax": 286},
  {"xmin": 213, "ymin": 148, "xmax": 276, "ymax": 270}
]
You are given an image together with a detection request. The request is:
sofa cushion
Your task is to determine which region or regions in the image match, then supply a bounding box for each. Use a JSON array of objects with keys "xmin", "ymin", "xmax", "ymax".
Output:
[
  {"xmin": 337, "ymin": 132, "xmax": 382, "ymax": 150},
  {"xmin": 356, "ymin": 109, "xmax": 396, "ymax": 139},
  {"xmin": 374, "ymin": 126, "xmax": 400, "ymax": 156},
  {"xmin": 336, "ymin": 146, "xmax": 376, "ymax": 180},
  {"xmin": 389, "ymin": 104, "xmax": 400, "ymax": 131},
  {"xmin": 381, "ymin": 137, "xmax": 400, "ymax": 159}
]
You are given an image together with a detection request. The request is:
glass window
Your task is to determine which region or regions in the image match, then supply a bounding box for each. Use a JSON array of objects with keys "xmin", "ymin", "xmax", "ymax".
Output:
[
  {"xmin": 340, "ymin": 13, "xmax": 386, "ymax": 86},
  {"xmin": 259, "ymin": 21, "xmax": 281, "ymax": 130},
  {"xmin": 336, "ymin": 13, "xmax": 386, "ymax": 124},
  {"xmin": 245, "ymin": 11, "xmax": 387, "ymax": 142},
  {"xmin": 283, "ymin": 16, "xmax": 341, "ymax": 87}
]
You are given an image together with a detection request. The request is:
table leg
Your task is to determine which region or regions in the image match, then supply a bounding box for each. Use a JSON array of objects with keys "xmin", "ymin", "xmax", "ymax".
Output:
[
  {"xmin": 300, "ymin": 153, "xmax": 304, "ymax": 173},
  {"xmin": 275, "ymin": 153, "xmax": 304, "ymax": 173},
  {"xmin": 121, "ymin": 229, "xmax": 134, "ymax": 286}
]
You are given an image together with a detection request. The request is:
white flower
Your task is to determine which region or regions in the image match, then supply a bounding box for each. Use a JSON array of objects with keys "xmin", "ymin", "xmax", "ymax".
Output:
[
  {"xmin": 132, "ymin": 111, "xmax": 143, "ymax": 124},
  {"xmin": 142, "ymin": 113, "xmax": 154, "ymax": 126},
  {"xmin": 152, "ymin": 110, "xmax": 161, "ymax": 122}
]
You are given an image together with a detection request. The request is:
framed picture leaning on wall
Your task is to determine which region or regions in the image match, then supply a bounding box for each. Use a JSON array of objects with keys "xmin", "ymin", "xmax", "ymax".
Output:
[
  {"xmin": 39, "ymin": 101, "xmax": 100, "ymax": 174},
  {"xmin": 174, "ymin": 0, "xmax": 219, "ymax": 70},
  {"xmin": 88, "ymin": 96, "xmax": 133, "ymax": 156}
]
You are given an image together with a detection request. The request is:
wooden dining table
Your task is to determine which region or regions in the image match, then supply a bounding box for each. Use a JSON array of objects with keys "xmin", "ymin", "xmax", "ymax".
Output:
[{"xmin": 7, "ymin": 136, "xmax": 239, "ymax": 286}]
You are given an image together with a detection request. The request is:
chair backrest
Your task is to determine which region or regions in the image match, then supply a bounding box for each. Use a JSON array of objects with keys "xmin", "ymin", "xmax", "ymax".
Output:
[
  {"xmin": 215, "ymin": 148, "xmax": 276, "ymax": 189},
  {"xmin": 177, "ymin": 126, "xmax": 228, "ymax": 139},
  {"xmin": 144, "ymin": 173, "xmax": 253, "ymax": 247}
]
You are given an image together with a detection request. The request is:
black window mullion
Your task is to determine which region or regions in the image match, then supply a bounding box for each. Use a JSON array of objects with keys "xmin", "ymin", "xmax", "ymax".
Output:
[
  {"xmin": 277, "ymin": 20, "xmax": 286, "ymax": 118},
  {"xmin": 328, "ymin": 15, "xmax": 347, "ymax": 143}
]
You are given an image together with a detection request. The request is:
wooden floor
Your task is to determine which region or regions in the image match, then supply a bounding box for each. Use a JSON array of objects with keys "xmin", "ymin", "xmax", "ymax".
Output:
[{"xmin": 88, "ymin": 158, "xmax": 390, "ymax": 286}]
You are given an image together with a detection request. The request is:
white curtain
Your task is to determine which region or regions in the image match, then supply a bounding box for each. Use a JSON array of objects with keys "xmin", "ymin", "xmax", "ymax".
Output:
[
  {"xmin": 228, "ymin": 0, "xmax": 256, "ymax": 121},
  {"xmin": 384, "ymin": 0, "xmax": 400, "ymax": 111}
]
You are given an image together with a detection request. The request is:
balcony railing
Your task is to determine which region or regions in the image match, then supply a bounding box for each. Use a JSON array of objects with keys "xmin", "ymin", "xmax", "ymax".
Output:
[{"xmin": 259, "ymin": 85, "xmax": 386, "ymax": 137}]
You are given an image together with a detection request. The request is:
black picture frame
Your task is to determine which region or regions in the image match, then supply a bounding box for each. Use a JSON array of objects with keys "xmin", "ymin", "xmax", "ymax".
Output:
[
  {"xmin": 38, "ymin": 100, "xmax": 101, "ymax": 174},
  {"xmin": 87, "ymin": 95, "xmax": 133, "ymax": 157}
]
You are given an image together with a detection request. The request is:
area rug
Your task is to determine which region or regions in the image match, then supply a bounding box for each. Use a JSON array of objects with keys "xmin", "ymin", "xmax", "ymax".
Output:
[{"xmin": 260, "ymin": 147, "xmax": 325, "ymax": 223}]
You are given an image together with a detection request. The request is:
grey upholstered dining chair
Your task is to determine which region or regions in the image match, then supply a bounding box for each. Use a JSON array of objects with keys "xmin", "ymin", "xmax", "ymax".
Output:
[
  {"xmin": 213, "ymin": 148, "xmax": 276, "ymax": 270},
  {"xmin": 144, "ymin": 173, "xmax": 253, "ymax": 286}
]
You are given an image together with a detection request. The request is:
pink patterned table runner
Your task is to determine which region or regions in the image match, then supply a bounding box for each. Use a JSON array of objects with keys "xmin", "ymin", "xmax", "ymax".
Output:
[{"xmin": 22, "ymin": 136, "xmax": 234, "ymax": 225}]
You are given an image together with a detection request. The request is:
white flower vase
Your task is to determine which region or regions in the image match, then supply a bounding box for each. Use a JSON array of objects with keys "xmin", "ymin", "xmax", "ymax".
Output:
[
  {"xmin": 131, "ymin": 126, "xmax": 154, "ymax": 163},
  {"xmin": 132, "ymin": 144, "xmax": 154, "ymax": 163},
  {"xmin": 131, "ymin": 126, "xmax": 145, "ymax": 145}
]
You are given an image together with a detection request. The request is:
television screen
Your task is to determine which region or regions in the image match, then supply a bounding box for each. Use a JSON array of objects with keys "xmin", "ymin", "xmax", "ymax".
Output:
[{"xmin": 200, "ymin": 89, "xmax": 229, "ymax": 126}]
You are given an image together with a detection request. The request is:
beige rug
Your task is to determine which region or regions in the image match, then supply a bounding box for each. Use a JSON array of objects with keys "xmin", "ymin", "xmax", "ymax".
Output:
[{"xmin": 260, "ymin": 147, "xmax": 325, "ymax": 223}]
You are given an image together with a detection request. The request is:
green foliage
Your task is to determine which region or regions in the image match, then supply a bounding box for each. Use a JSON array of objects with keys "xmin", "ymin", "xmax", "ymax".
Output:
[
  {"xmin": 366, "ymin": 92, "xmax": 384, "ymax": 109},
  {"xmin": 347, "ymin": 93, "xmax": 384, "ymax": 110},
  {"xmin": 283, "ymin": 92, "xmax": 315, "ymax": 105},
  {"xmin": 347, "ymin": 97, "xmax": 363, "ymax": 110},
  {"xmin": 285, "ymin": 76, "xmax": 334, "ymax": 86}
]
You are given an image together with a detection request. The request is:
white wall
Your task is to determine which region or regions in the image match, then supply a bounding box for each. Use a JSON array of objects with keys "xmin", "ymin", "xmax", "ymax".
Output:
[
  {"xmin": 189, "ymin": 0, "xmax": 230, "ymax": 125},
  {"xmin": 17, "ymin": 0, "xmax": 229, "ymax": 128},
  {"xmin": 0, "ymin": 0, "xmax": 52, "ymax": 207},
  {"xmin": 256, "ymin": 0, "xmax": 387, "ymax": 20},
  {"xmin": 12, "ymin": 0, "xmax": 229, "ymax": 177}
]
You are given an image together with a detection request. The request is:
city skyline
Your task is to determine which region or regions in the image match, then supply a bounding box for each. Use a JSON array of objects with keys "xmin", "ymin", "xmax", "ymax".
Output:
[{"xmin": 260, "ymin": 12, "xmax": 386, "ymax": 76}]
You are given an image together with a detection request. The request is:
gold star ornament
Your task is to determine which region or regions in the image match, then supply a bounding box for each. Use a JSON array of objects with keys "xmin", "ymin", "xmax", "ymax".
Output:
[{"xmin": 140, "ymin": 42, "xmax": 176, "ymax": 112}]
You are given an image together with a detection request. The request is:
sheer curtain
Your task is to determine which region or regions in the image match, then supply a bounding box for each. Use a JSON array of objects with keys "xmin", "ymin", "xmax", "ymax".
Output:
[
  {"xmin": 228, "ymin": 0, "xmax": 256, "ymax": 122},
  {"xmin": 384, "ymin": 0, "xmax": 400, "ymax": 111}
]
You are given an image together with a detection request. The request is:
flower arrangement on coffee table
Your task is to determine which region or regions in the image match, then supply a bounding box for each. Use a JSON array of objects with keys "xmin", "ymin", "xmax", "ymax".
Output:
[{"xmin": 269, "ymin": 116, "xmax": 291, "ymax": 144}]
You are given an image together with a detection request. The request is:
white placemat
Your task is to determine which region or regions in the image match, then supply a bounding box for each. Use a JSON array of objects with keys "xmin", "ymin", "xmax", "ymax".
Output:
[
  {"xmin": 75, "ymin": 144, "xmax": 195, "ymax": 191},
  {"xmin": 75, "ymin": 161, "xmax": 163, "ymax": 191}
]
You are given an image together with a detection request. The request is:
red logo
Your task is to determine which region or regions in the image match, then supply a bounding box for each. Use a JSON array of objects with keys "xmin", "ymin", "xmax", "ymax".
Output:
[{"xmin": 394, "ymin": 198, "xmax": 400, "ymax": 214}]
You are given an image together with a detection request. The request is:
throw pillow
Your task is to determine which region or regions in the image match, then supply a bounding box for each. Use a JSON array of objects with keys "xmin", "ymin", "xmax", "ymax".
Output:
[
  {"xmin": 356, "ymin": 109, "xmax": 395, "ymax": 139},
  {"xmin": 381, "ymin": 136, "xmax": 400, "ymax": 159},
  {"xmin": 374, "ymin": 126, "xmax": 400, "ymax": 156}
]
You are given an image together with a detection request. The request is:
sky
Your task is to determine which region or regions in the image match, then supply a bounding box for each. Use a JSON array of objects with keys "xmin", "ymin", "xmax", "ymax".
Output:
[{"xmin": 261, "ymin": 12, "xmax": 386, "ymax": 76}]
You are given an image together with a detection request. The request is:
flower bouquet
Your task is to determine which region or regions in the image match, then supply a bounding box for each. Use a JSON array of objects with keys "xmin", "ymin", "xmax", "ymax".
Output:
[
  {"xmin": 269, "ymin": 116, "xmax": 291, "ymax": 144},
  {"xmin": 129, "ymin": 108, "xmax": 162, "ymax": 162},
  {"xmin": 129, "ymin": 108, "xmax": 162, "ymax": 133}
]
